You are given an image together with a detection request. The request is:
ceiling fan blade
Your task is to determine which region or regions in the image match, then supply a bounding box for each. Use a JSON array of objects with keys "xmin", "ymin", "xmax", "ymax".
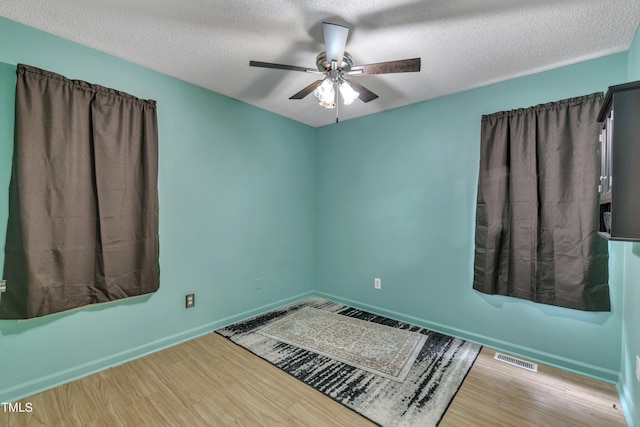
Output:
[
  {"xmin": 345, "ymin": 80, "xmax": 379, "ymax": 103},
  {"xmin": 347, "ymin": 58, "xmax": 421, "ymax": 75},
  {"xmin": 323, "ymin": 22, "xmax": 349, "ymax": 65},
  {"xmin": 250, "ymin": 60, "xmax": 316, "ymax": 73},
  {"xmin": 289, "ymin": 80, "xmax": 324, "ymax": 100}
]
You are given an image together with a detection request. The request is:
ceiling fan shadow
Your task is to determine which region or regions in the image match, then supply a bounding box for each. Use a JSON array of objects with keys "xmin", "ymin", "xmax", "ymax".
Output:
[{"xmin": 355, "ymin": 0, "xmax": 567, "ymax": 29}]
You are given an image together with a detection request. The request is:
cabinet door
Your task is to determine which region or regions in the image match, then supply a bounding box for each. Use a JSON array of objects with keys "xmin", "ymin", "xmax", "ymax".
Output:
[
  {"xmin": 606, "ymin": 110, "xmax": 613, "ymax": 192},
  {"xmin": 599, "ymin": 126, "xmax": 606, "ymax": 194},
  {"xmin": 599, "ymin": 110, "xmax": 613, "ymax": 196}
]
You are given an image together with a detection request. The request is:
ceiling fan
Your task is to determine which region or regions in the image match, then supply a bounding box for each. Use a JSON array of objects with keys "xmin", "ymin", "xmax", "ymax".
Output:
[{"xmin": 250, "ymin": 22, "xmax": 420, "ymax": 119}]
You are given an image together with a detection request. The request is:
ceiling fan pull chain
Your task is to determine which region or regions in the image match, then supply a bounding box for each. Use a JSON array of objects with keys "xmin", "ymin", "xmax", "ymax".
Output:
[{"xmin": 336, "ymin": 82, "xmax": 339, "ymax": 123}]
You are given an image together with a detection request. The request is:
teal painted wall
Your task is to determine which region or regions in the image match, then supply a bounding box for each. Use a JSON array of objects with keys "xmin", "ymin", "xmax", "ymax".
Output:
[
  {"xmin": 315, "ymin": 53, "xmax": 628, "ymax": 381},
  {"xmin": 1, "ymin": 14, "xmax": 638, "ymax": 422},
  {"xmin": 0, "ymin": 17, "xmax": 316, "ymax": 402},
  {"xmin": 617, "ymin": 22, "xmax": 640, "ymax": 427}
]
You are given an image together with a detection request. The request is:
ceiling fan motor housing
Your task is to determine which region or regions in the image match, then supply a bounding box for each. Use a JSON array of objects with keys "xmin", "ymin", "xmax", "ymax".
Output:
[{"xmin": 316, "ymin": 51, "xmax": 353, "ymax": 75}]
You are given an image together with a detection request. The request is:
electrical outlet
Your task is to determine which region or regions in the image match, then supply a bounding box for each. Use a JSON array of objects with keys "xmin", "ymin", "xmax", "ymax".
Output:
[
  {"xmin": 256, "ymin": 278, "xmax": 263, "ymax": 290},
  {"xmin": 636, "ymin": 355, "xmax": 640, "ymax": 382},
  {"xmin": 185, "ymin": 293, "xmax": 195, "ymax": 308},
  {"xmin": 0, "ymin": 280, "xmax": 6, "ymax": 293},
  {"xmin": 374, "ymin": 278, "xmax": 381, "ymax": 290}
]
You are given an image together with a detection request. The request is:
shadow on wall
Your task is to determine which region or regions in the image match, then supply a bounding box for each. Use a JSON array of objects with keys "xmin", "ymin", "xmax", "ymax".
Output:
[
  {"xmin": 0, "ymin": 294, "xmax": 154, "ymax": 335},
  {"xmin": 632, "ymin": 242, "xmax": 640, "ymax": 258},
  {"xmin": 475, "ymin": 291, "xmax": 613, "ymax": 326}
]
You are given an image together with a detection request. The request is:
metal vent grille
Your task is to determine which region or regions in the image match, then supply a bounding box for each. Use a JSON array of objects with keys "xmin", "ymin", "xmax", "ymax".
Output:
[{"xmin": 494, "ymin": 352, "xmax": 538, "ymax": 372}]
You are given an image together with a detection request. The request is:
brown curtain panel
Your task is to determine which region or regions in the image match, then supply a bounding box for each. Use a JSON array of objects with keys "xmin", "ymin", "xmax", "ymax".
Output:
[
  {"xmin": 0, "ymin": 64, "xmax": 159, "ymax": 319},
  {"xmin": 473, "ymin": 93, "xmax": 610, "ymax": 311}
]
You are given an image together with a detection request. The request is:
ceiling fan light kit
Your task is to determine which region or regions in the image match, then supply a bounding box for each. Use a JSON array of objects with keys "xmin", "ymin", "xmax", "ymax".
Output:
[
  {"xmin": 250, "ymin": 22, "xmax": 421, "ymax": 121},
  {"xmin": 339, "ymin": 79, "xmax": 359, "ymax": 105},
  {"xmin": 312, "ymin": 51, "xmax": 360, "ymax": 110},
  {"xmin": 314, "ymin": 77, "xmax": 337, "ymax": 109}
]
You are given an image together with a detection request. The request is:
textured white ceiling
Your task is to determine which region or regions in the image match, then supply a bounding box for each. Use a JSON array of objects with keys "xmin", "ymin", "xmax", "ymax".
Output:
[{"xmin": 1, "ymin": 0, "xmax": 639, "ymax": 127}]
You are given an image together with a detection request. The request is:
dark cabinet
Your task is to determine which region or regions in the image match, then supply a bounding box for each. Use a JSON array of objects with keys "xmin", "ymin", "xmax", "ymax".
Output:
[{"xmin": 597, "ymin": 81, "xmax": 640, "ymax": 241}]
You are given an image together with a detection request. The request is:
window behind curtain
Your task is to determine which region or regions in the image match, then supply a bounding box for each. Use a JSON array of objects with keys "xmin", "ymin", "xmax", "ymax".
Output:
[
  {"xmin": 473, "ymin": 93, "xmax": 610, "ymax": 311},
  {"xmin": 0, "ymin": 64, "xmax": 159, "ymax": 319}
]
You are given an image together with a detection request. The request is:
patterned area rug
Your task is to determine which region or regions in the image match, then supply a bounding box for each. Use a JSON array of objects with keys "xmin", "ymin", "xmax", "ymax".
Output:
[
  {"xmin": 258, "ymin": 307, "xmax": 427, "ymax": 382},
  {"xmin": 216, "ymin": 297, "xmax": 481, "ymax": 427}
]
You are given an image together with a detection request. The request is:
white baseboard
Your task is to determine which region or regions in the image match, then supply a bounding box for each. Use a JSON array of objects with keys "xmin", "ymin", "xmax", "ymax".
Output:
[
  {"xmin": 3, "ymin": 289, "xmax": 622, "ymax": 406},
  {"xmin": 313, "ymin": 291, "xmax": 620, "ymax": 383},
  {"xmin": 617, "ymin": 380, "xmax": 638, "ymax": 427},
  {"xmin": 1, "ymin": 291, "xmax": 314, "ymax": 403}
]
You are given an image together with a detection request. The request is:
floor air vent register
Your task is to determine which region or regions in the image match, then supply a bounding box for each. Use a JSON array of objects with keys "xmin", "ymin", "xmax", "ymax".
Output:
[{"xmin": 494, "ymin": 352, "xmax": 538, "ymax": 372}]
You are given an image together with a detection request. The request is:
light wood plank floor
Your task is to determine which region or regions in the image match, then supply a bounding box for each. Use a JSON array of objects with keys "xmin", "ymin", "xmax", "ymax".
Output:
[{"xmin": 1, "ymin": 332, "xmax": 627, "ymax": 426}]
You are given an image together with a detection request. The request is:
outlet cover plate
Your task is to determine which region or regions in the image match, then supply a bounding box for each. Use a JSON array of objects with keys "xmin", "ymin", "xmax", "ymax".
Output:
[
  {"xmin": 374, "ymin": 278, "xmax": 381, "ymax": 289},
  {"xmin": 0, "ymin": 280, "xmax": 6, "ymax": 293},
  {"xmin": 636, "ymin": 355, "xmax": 640, "ymax": 382},
  {"xmin": 185, "ymin": 293, "xmax": 195, "ymax": 308}
]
